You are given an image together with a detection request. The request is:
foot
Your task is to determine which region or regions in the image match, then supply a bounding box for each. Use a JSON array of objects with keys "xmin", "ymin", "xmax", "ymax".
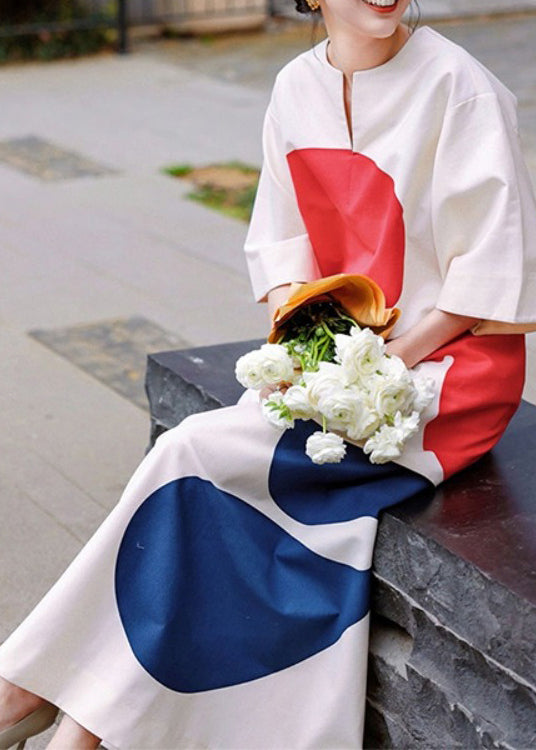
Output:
[
  {"xmin": 46, "ymin": 714, "xmax": 101, "ymax": 750},
  {"xmin": 0, "ymin": 676, "xmax": 46, "ymax": 731}
]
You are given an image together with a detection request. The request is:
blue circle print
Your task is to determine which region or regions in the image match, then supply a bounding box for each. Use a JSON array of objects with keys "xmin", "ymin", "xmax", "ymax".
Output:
[
  {"xmin": 269, "ymin": 420, "xmax": 432, "ymax": 525},
  {"xmin": 115, "ymin": 476, "xmax": 370, "ymax": 693}
]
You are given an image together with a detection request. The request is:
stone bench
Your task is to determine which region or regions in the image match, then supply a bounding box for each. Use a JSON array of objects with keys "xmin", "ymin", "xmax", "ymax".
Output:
[{"xmin": 145, "ymin": 342, "xmax": 536, "ymax": 749}]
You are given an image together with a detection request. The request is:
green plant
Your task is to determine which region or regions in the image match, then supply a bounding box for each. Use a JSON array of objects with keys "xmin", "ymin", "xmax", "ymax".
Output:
[
  {"xmin": 0, "ymin": 0, "xmax": 113, "ymax": 62},
  {"xmin": 163, "ymin": 164, "xmax": 194, "ymax": 178}
]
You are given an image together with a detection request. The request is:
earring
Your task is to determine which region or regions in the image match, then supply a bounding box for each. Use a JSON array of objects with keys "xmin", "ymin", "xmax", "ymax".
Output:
[{"xmin": 306, "ymin": 0, "xmax": 321, "ymax": 10}]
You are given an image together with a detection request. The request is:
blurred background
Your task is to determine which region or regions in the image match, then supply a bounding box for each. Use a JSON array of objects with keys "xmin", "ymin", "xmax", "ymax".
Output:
[{"xmin": 0, "ymin": 5, "xmax": 535, "ymax": 743}]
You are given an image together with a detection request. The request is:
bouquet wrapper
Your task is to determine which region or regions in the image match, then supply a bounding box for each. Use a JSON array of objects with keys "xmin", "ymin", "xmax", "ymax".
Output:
[{"xmin": 268, "ymin": 274, "xmax": 400, "ymax": 343}]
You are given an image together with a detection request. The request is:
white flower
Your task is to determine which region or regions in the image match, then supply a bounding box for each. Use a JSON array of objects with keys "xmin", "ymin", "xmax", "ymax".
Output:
[
  {"xmin": 235, "ymin": 349, "xmax": 266, "ymax": 390},
  {"xmin": 258, "ymin": 343, "xmax": 295, "ymax": 386},
  {"xmin": 315, "ymin": 385, "xmax": 378, "ymax": 440},
  {"xmin": 411, "ymin": 374, "xmax": 435, "ymax": 413},
  {"xmin": 362, "ymin": 411, "xmax": 420, "ymax": 464},
  {"xmin": 378, "ymin": 353, "xmax": 410, "ymax": 380},
  {"xmin": 305, "ymin": 431, "xmax": 346, "ymax": 465},
  {"xmin": 302, "ymin": 362, "xmax": 347, "ymax": 408},
  {"xmin": 261, "ymin": 391, "xmax": 294, "ymax": 429},
  {"xmin": 392, "ymin": 410, "xmax": 420, "ymax": 442},
  {"xmin": 283, "ymin": 385, "xmax": 317, "ymax": 420},
  {"xmin": 317, "ymin": 385, "xmax": 361, "ymax": 431},
  {"xmin": 344, "ymin": 395, "xmax": 382, "ymax": 441},
  {"xmin": 370, "ymin": 357, "xmax": 415, "ymax": 419},
  {"xmin": 372, "ymin": 379, "xmax": 414, "ymax": 419},
  {"xmin": 363, "ymin": 425, "xmax": 402, "ymax": 464},
  {"xmin": 335, "ymin": 327, "xmax": 385, "ymax": 383}
]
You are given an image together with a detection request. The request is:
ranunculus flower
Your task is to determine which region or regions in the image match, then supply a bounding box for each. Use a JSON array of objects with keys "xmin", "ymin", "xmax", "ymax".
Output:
[
  {"xmin": 235, "ymin": 349, "xmax": 267, "ymax": 390},
  {"xmin": 344, "ymin": 395, "xmax": 382, "ymax": 441},
  {"xmin": 317, "ymin": 385, "xmax": 367, "ymax": 434},
  {"xmin": 391, "ymin": 410, "xmax": 420, "ymax": 442},
  {"xmin": 258, "ymin": 343, "xmax": 295, "ymax": 386},
  {"xmin": 261, "ymin": 391, "xmax": 294, "ymax": 429},
  {"xmin": 363, "ymin": 425, "xmax": 403, "ymax": 464},
  {"xmin": 283, "ymin": 385, "xmax": 317, "ymax": 420},
  {"xmin": 305, "ymin": 431, "xmax": 346, "ymax": 465},
  {"xmin": 378, "ymin": 353, "xmax": 408, "ymax": 378},
  {"xmin": 302, "ymin": 362, "xmax": 346, "ymax": 408},
  {"xmin": 335, "ymin": 327, "xmax": 385, "ymax": 383},
  {"xmin": 370, "ymin": 364, "xmax": 414, "ymax": 419},
  {"xmin": 411, "ymin": 374, "xmax": 435, "ymax": 413}
]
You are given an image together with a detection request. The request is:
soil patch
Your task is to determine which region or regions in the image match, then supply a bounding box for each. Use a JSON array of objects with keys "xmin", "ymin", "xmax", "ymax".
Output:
[{"xmin": 164, "ymin": 162, "xmax": 260, "ymax": 222}]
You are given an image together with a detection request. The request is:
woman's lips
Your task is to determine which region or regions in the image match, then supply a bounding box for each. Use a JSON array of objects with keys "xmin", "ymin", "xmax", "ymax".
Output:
[{"xmin": 362, "ymin": 0, "xmax": 399, "ymax": 13}]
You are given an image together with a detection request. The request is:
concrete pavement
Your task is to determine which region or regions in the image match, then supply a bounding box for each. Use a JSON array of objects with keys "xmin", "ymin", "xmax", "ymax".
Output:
[
  {"xmin": 0, "ymin": 54, "xmax": 269, "ymax": 638},
  {"xmin": 0, "ymin": 15, "xmax": 535, "ymax": 746}
]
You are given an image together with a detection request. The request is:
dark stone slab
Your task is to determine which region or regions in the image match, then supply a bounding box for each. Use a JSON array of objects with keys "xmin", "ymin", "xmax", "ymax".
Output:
[
  {"xmin": 145, "ymin": 340, "xmax": 263, "ymax": 443},
  {"xmin": 145, "ymin": 342, "xmax": 536, "ymax": 747},
  {"xmin": 0, "ymin": 136, "xmax": 117, "ymax": 181},
  {"xmin": 369, "ymin": 583, "xmax": 536, "ymax": 748}
]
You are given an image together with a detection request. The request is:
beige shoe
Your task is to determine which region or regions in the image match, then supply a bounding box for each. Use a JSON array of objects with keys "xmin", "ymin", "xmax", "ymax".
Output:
[{"xmin": 0, "ymin": 702, "xmax": 58, "ymax": 749}]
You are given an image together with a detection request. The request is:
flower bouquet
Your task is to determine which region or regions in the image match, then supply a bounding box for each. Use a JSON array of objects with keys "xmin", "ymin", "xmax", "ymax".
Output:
[{"xmin": 235, "ymin": 274, "xmax": 434, "ymax": 465}]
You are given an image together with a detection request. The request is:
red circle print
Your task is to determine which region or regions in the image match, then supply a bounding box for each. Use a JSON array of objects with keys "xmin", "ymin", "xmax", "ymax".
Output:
[{"xmin": 287, "ymin": 148, "xmax": 405, "ymax": 307}]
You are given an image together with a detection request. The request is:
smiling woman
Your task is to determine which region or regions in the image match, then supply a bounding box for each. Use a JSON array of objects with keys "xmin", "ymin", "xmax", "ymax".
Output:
[{"xmin": 1, "ymin": 1, "xmax": 536, "ymax": 749}]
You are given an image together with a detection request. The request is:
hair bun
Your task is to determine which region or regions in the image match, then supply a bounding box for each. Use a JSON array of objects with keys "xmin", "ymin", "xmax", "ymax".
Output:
[{"xmin": 294, "ymin": 0, "xmax": 320, "ymax": 13}]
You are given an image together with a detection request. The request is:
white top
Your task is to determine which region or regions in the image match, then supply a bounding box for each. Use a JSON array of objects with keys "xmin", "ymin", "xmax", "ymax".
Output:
[{"xmin": 244, "ymin": 27, "xmax": 536, "ymax": 484}]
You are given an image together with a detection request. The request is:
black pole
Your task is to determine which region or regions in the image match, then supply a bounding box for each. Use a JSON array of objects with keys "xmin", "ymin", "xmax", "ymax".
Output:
[{"xmin": 117, "ymin": 0, "xmax": 128, "ymax": 54}]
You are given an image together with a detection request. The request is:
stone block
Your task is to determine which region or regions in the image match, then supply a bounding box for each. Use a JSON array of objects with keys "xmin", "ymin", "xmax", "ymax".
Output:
[{"xmin": 145, "ymin": 340, "xmax": 263, "ymax": 445}]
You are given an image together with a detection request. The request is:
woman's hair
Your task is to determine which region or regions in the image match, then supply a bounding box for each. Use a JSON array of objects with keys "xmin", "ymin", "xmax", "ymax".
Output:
[
  {"xmin": 295, "ymin": 0, "xmax": 422, "ymax": 34},
  {"xmin": 294, "ymin": 0, "xmax": 319, "ymax": 13}
]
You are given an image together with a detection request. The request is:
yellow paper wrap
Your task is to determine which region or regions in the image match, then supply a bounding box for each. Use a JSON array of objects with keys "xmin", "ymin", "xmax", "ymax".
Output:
[{"xmin": 268, "ymin": 274, "xmax": 400, "ymax": 343}]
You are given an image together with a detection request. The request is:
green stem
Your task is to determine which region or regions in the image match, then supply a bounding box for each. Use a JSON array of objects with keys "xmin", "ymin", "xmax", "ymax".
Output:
[
  {"xmin": 311, "ymin": 339, "xmax": 320, "ymax": 366},
  {"xmin": 321, "ymin": 321, "xmax": 336, "ymax": 340},
  {"xmin": 339, "ymin": 312, "xmax": 359, "ymax": 326},
  {"xmin": 318, "ymin": 338, "xmax": 331, "ymax": 362}
]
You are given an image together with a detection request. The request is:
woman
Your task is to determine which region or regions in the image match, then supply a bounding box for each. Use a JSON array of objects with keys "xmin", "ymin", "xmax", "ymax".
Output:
[{"xmin": 1, "ymin": 1, "xmax": 536, "ymax": 748}]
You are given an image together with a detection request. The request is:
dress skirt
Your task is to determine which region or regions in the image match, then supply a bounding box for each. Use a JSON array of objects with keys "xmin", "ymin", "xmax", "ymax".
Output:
[{"xmin": 0, "ymin": 390, "xmax": 430, "ymax": 749}]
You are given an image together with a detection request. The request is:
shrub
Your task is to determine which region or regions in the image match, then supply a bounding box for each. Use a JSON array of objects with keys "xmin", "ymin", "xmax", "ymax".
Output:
[{"xmin": 0, "ymin": 0, "xmax": 113, "ymax": 62}]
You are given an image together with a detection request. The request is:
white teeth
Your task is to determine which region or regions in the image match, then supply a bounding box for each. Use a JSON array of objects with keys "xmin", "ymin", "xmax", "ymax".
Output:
[{"xmin": 364, "ymin": 0, "xmax": 398, "ymax": 7}]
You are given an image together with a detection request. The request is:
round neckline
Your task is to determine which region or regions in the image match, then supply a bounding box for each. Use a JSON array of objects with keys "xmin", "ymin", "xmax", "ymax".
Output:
[{"xmin": 319, "ymin": 25, "xmax": 428, "ymax": 78}]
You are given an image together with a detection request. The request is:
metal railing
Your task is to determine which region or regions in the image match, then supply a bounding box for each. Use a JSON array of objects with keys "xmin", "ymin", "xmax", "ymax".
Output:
[{"xmin": 0, "ymin": 0, "xmax": 270, "ymax": 56}]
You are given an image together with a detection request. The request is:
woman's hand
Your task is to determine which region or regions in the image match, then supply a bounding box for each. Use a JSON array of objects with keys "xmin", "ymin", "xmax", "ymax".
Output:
[
  {"xmin": 386, "ymin": 308, "xmax": 480, "ymax": 368},
  {"xmin": 259, "ymin": 383, "xmax": 290, "ymax": 402},
  {"xmin": 267, "ymin": 284, "xmax": 292, "ymax": 323},
  {"xmin": 260, "ymin": 284, "xmax": 295, "ymax": 401}
]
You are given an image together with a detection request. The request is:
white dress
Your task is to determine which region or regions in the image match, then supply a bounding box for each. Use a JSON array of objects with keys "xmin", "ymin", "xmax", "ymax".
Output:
[{"xmin": 0, "ymin": 27, "xmax": 535, "ymax": 750}]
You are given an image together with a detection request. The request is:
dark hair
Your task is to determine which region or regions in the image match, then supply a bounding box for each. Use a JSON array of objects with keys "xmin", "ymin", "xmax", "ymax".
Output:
[
  {"xmin": 294, "ymin": 0, "xmax": 320, "ymax": 14},
  {"xmin": 408, "ymin": 0, "xmax": 421, "ymax": 33},
  {"xmin": 294, "ymin": 0, "xmax": 421, "ymax": 32}
]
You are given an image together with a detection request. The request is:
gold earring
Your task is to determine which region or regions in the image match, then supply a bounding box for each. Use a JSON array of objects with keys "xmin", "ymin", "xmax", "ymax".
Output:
[{"xmin": 306, "ymin": 0, "xmax": 321, "ymax": 10}]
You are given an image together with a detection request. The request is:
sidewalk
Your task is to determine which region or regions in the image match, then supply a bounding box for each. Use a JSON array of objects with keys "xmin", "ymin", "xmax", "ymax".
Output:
[
  {"xmin": 0, "ymin": 54, "xmax": 269, "ymax": 639},
  {"xmin": 0, "ymin": 16, "xmax": 535, "ymax": 745}
]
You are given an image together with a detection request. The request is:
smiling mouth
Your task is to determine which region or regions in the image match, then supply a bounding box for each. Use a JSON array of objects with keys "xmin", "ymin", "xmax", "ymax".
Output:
[{"xmin": 362, "ymin": 0, "xmax": 399, "ymax": 12}]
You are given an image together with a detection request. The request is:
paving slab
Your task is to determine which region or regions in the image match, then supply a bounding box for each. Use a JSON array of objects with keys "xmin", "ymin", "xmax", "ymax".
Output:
[{"xmin": 30, "ymin": 317, "xmax": 189, "ymax": 411}]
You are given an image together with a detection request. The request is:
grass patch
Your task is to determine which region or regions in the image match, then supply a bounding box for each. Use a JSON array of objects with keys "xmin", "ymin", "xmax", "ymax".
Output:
[
  {"xmin": 163, "ymin": 164, "xmax": 194, "ymax": 178},
  {"xmin": 163, "ymin": 161, "xmax": 260, "ymax": 222}
]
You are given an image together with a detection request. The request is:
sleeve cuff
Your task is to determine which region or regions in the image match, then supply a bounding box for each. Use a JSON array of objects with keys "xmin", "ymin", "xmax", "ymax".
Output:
[
  {"xmin": 437, "ymin": 269, "xmax": 536, "ymax": 334},
  {"xmin": 437, "ymin": 269, "xmax": 519, "ymax": 321},
  {"xmin": 245, "ymin": 234, "xmax": 319, "ymax": 302}
]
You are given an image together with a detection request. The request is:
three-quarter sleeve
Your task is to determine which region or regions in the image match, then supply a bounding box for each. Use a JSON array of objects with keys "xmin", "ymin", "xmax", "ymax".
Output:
[
  {"xmin": 433, "ymin": 92, "xmax": 536, "ymax": 334},
  {"xmin": 244, "ymin": 105, "xmax": 318, "ymax": 302}
]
